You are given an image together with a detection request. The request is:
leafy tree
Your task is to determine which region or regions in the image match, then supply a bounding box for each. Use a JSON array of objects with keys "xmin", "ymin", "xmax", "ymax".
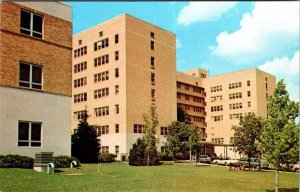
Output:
[
  {"xmin": 232, "ymin": 113, "xmax": 263, "ymax": 170},
  {"xmin": 71, "ymin": 110, "xmax": 100, "ymax": 163},
  {"xmin": 165, "ymin": 121, "xmax": 202, "ymax": 161},
  {"xmin": 143, "ymin": 105, "xmax": 160, "ymax": 166},
  {"xmin": 177, "ymin": 107, "xmax": 191, "ymax": 123},
  {"xmin": 258, "ymin": 80, "xmax": 299, "ymax": 192}
]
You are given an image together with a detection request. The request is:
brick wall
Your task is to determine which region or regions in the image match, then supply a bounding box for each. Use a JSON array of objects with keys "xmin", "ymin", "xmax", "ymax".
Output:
[{"xmin": 0, "ymin": 2, "xmax": 72, "ymax": 96}]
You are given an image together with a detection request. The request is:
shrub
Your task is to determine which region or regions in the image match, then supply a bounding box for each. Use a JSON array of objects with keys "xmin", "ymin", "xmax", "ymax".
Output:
[
  {"xmin": 98, "ymin": 153, "xmax": 116, "ymax": 163},
  {"xmin": 158, "ymin": 152, "xmax": 173, "ymax": 161},
  {"xmin": 0, "ymin": 154, "xmax": 33, "ymax": 169},
  {"xmin": 54, "ymin": 156, "xmax": 80, "ymax": 168}
]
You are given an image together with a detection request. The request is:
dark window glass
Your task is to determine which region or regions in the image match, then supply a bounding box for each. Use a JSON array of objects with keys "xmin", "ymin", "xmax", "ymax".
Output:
[
  {"xmin": 31, "ymin": 123, "xmax": 41, "ymax": 141},
  {"xmin": 20, "ymin": 63, "xmax": 30, "ymax": 82},
  {"xmin": 20, "ymin": 10, "xmax": 30, "ymax": 29},
  {"xmin": 32, "ymin": 66, "xmax": 42, "ymax": 84},
  {"xmin": 20, "ymin": 29, "xmax": 30, "ymax": 35},
  {"xmin": 33, "ymin": 14, "xmax": 43, "ymax": 33},
  {"xmin": 18, "ymin": 122, "xmax": 29, "ymax": 141}
]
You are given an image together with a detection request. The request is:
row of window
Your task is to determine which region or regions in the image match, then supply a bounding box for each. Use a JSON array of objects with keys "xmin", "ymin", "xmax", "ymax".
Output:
[
  {"xmin": 212, "ymin": 138, "xmax": 224, "ymax": 144},
  {"xmin": 74, "ymin": 46, "xmax": 87, "ymax": 58},
  {"xmin": 229, "ymin": 113, "xmax": 243, "ymax": 120},
  {"xmin": 210, "ymin": 85, "xmax": 222, "ymax": 93},
  {"xmin": 100, "ymin": 145, "xmax": 120, "ymax": 155},
  {"xmin": 94, "ymin": 38, "xmax": 109, "ymax": 51},
  {"xmin": 74, "ymin": 77, "xmax": 87, "ymax": 88},
  {"xmin": 94, "ymin": 88, "xmax": 109, "ymax": 99},
  {"xmin": 229, "ymin": 92, "xmax": 242, "ymax": 100},
  {"xmin": 229, "ymin": 103, "xmax": 243, "ymax": 110},
  {"xmin": 211, "ymin": 105, "xmax": 223, "ymax": 112},
  {"xmin": 95, "ymin": 125, "xmax": 109, "ymax": 136},
  {"xmin": 74, "ymin": 93, "xmax": 87, "ymax": 103},
  {"xmin": 177, "ymin": 93, "xmax": 205, "ymax": 103},
  {"xmin": 94, "ymin": 71, "xmax": 109, "ymax": 82},
  {"xmin": 229, "ymin": 82, "xmax": 242, "ymax": 89},
  {"xmin": 177, "ymin": 82, "xmax": 205, "ymax": 94},
  {"xmin": 94, "ymin": 54, "xmax": 109, "ymax": 67},
  {"xmin": 211, "ymin": 115, "xmax": 223, "ymax": 122},
  {"xmin": 94, "ymin": 106, "xmax": 110, "ymax": 117},
  {"xmin": 74, "ymin": 62, "xmax": 87, "ymax": 73},
  {"xmin": 210, "ymin": 95, "xmax": 223, "ymax": 102}
]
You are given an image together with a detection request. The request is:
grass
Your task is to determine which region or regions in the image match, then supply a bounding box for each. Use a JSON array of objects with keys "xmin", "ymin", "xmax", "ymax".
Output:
[{"xmin": 0, "ymin": 162, "xmax": 298, "ymax": 192}]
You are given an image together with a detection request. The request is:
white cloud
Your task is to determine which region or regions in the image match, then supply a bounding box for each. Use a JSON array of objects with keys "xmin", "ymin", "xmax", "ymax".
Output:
[
  {"xmin": 258, "ymin": 50, "xmax": 299, "ymax": 101},
  {"xmin": 176, "ymin": 39, "xmax": 182, "ymax": 48},
  {"xmin": 177, "ymin": 2, "xmax": 237, "ymax": 25},
  {"xmin": 211, "ymin": 2, "xmax": 299, "ymax": 63}
]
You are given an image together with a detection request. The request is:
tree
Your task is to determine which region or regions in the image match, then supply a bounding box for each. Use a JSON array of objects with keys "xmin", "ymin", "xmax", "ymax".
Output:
[
  {"xmin": 165, "ymin": 121, "xmax": 202, "ymax": 161},
  {"xmin": 177, "ymin": 107, "xmax": 191, "ymax": 124},
  {"xmin": 143, "ymin": 105, "xmax": 160, "ymax": 166},
  {"xmin": 232, "ymin": 113, "xmax": 263, "ymax": 171},
  {"xmin": 128, "ymin": 138, "xmax": 147, "ymax": 166},
  {"xmin": 258, "ymin": 80, "xmax": 299, "ymax": 192},
  {"xmin": 71, "ymin": 110, "xmax": 100, "ymax": 163}
]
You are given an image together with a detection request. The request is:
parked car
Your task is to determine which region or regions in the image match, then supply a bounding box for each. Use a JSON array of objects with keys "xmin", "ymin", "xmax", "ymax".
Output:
[
  {"xmin": 199, "ymin": 155, "xmax": 211, "ymax": 163},
  {"xmin": 239, "ymin": 157, "xmax": 269, "ymax": 169},
  {"xmin": 213, "ymin": 157, "xmax": 238, "ymax": 166}
]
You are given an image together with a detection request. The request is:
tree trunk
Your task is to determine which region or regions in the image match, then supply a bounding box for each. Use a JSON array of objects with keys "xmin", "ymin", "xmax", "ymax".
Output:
[
  {"xmin": 258, "ymin": 154, "xmax": 261, "ymax": 171},
  {"xmin": 189, "ymin": 147, "xmax": 192, "ymax": 164},
  {"xmin": 147, "ymin": 154, "xmax": 150, "ymax": 166},
  {"xmin": 275, "ymin": 170, "xmax": 279, "ymax": 192}
]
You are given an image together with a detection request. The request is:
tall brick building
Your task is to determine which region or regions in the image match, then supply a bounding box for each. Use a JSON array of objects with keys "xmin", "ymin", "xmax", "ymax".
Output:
[{"xmin": 0, "ymin": 2, "xmax": 72, "ymax": 157}]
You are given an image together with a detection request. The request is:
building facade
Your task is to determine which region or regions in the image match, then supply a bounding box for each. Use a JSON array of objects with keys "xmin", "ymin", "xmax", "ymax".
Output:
[
  {"xmin": 72, "ymin": 14, "xmax": 176, "ymax": 159},
  {"xmin": 176, "ymin": 69, "xmax": 207, "ymax": 140},
  {"xmin": 0, "ymin": 2, "xmax": 72, "ymax": 157},
  {"xmin": 203, "ymin": 69, "xmax": 276, "ymax": 158}
]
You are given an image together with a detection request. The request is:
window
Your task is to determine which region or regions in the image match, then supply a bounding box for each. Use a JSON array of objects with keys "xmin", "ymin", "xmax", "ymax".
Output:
[
  {"xmin": 74, "ymin": 46, "xmax": 87, "ymax": 58},
  {"xmin": 101, "ymin": 146, "xmax": 109, "ymax": 154},
  {"xmin": 115, "ymin": 124, "xmax": 119, "ymax": 133},
  {"xmin": 94, "ymin": 88, "xmax": 109, "ymax": 99},
  {"xmin": 151, "ymin": 73, "xmax": 155, "ymax": 85},
  {"xmin": 20, "ymin": 10, "xmax": 43, "ymax": 38},
  {"xmin": 185, "ymin": 95, "xmax": 189, "ymax": 100},
  {"xmin": 177, "ymin": 93, "xmax": 181, "ymax": 99},
  {"xmin": 248, "ymin": 101, "xmax": 251, "ymax": 107},
  {"xmin": 19, "ymin": 62, "xmax": 42, "ymax": 89},
  {"xmin": 247, "ymin": 91, "xmax": 251, "ymax": 97},
  {"xmin": 210, "ymin": 85, "xmax": 222, "ymax": 92},
  {"xmin": 115, "ymin": 34, "xmax": 119, "ymax": 44},
  {"xmin": 74, "ymin": 62, "xmax": 87, "ymax": 73},
  {"xmin": 115, "ymin": 104, "xmax": 119, "ymax": 114},
  {"xmin": 94, "ymin": 54, "xmax": 109, "ymax": 67},
  {"xmin": 95, "ymin": 125, "xmax": 109, "ymax": 136},
  {"xmin": 94, "ymin": 38, "xmax": 109, "ymax": 51},
  {"xmin": 115, "ymin": 51, "xmax": 119, "ymax": 61},
  {"xmin": 115, "ymin": 68, "xmax": 119, "ymax": 78},
  {"xmin": 247, "ymin": 80, "xmax": 250, "ymax": 86},
  {"xmin": 151, "ymin": 89, "xmax": 155, "ymax": 100},
  {"xmin": 115, "ymin": 145, "xmax": 119, "ymax": 155},
  {"xmin": 18, "ymin": 121, "xmax": 41, "ymax": 147},
  {"xmin": 78, "ymin": 40, "xmax": 82, "ymax": 45},
  {"xmin": 94, "ymin": 106, "xmax": 109, "ymax": 117},
  {"xmin": 150, "ymin": 32, "xmax": 155, "ymax": 38},
  {"xmin": 74, "ymin": 77, "xmax": 87, "ymax": 88},
  {"xmin": 177, "ymin": 82, "xmax": 181, "ymax": 88},
  {"xmin": 74, "ymin": 92, "xmax": 87, "ymax": 103},
  {"xmin": 115, "ymin": 85, "xmax": 119, "ymax": 94},
  {"xmin": 266, "ymin": 83, "xmax": 268, "ymax": 91},
  {"xmin": 151, "ymin": 57, "xmax": 155, "ymax": 69},
  {"xmin": 133, "ymin": 124, "xmax": 145, "ymax": 133},
  {"xmin": 74, "ymin": 110, "xmax": 86, "ymax": 120},
  {"xmin": 229, "ymin": 82, "xmax": 242, "ymax": 89},
  {"xmin": 185, "ymin": 84, "xmax": 189, "ymax": 90},
  {"xmin": 160, "ymin": 127, "xmax": 168, "ymax": 135},
  {"xmin": 201, "ymin": 73, "xmax": 206, "ymax": 78},
  {"xmin": 266, "ymin": 93, "xmax": 268, "ymax": 99},
  {"xmin": 94, "ymin": 71, "xmax": 109, "ymax": 83},
  {"xmin": 151, "ymin": 41, "xmax": 155, "ymax": 50},
  {"xmin": 99, "ymin": 31, "xmax": 103, "ymax": 37}
]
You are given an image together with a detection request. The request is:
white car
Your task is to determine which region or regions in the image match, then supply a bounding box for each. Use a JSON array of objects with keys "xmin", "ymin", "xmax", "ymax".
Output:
[{"xmin": 213, "ymin": 157, "xmax": 238, "ymax": 166}]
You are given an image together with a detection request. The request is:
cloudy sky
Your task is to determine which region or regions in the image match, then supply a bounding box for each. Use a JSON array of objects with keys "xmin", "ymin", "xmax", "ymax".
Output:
[{"xmin": 69, "ymin": 2, "xmax": 299, "ymax": 101}]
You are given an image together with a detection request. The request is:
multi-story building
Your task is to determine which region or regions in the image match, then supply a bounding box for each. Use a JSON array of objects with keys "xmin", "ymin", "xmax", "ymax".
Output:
[
  {"xmin": 176, "ymin": 69, "xmax": 207, "ymax": 139},
  {"xmin": 203, "ymin": 69, "xmax": 276, "ymax": 158},
  {"xmin": 0, "ymin": 2, "xmax": 72, "ymax": 157},
  {"xmin": 72, "ymin": 14, "xmax": 176, "ymax": 159}
]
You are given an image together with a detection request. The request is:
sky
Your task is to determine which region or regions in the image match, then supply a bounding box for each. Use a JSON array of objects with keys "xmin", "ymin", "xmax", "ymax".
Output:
[{"xmin": 69, "ymin": 1, "xmax": 299, "ymax": 101}]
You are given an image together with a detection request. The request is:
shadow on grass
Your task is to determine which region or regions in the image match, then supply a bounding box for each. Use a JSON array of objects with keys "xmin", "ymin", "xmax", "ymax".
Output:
[
  {"xmin": 266, "ymin": 188, "xmax": 299, "ymax": 192},
  {"xmin": 54, "ymin": 169, "xmax": 64, "ymax": 173}
]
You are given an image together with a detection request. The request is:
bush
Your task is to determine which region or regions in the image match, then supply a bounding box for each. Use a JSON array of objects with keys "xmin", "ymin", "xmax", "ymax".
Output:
[
  {"xmin": 158, "ymin": 152, "xmax": 173, "ymax": 161},
  {"xmin": 0, "ymin": 154, "xmax": 33, "ymax": 169},
  {"xmin": 54, "ymin": 156, "xmax": 80, "ymax": 168},
  {"xmin": 98, "ymin": 153, "xmax": 116, "ymax": 163}
]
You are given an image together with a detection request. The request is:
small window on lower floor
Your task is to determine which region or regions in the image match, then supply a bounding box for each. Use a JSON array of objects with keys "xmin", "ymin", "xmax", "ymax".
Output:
[{"xmin": 18, "ymin": 121, "xmax": 42, "ymax": 147}]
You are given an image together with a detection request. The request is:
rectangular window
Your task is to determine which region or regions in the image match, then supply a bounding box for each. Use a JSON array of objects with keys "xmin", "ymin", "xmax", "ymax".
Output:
[
  {"xmin": 94, "ymin": 38, "xmax": 109, "ymax": 51},
  {"xmin": 115, "ymin": 104, "xmax": 119, "ymax": 114},
  {"xmin": 115, "ymin": 85, "xmax": 119, "ymax": 94},
  {"xmin": 247, "ymin": 80, "xmax": 250, "ymax": 86},
  {"xmin": 160, "ymin": 127, "xmax": 168, "ymax": 135},
  {"xmin": 115, "ymin": 34, "xmax": 119, "ymax": 44},
  {"xmin": 74, "ymin": 92, "xmax": 87, "ymax": 103},
  {"xmin": 151, "ymin": 57, "xmax": 155, "ymax": 69},
  {"xmin": 115, "ymin": 145, "xmax": 119, "ymax": 155},
  {"xmin": 94, "ymin": 54, "xmax": 109, "ymax": 67},
  {"xmin": 18, "ymin": 121, "xmax": 41, "ymax": 147},
  {"xmin": 94, "ymin": 71, "xmax": 109, "ymax": 83},
  {"xmin": 94, "ymin": 106, "xmax": 109, "ymax": 117},
  {"xmin": 74, "ymin": 110, "xmax": 86, "ymax": 121},
  {"xmin": 248, "ymin": 101, "xmax": 251, "ymax": 107},
  {"xmin": 94, "ymin": 88, "xmax": 109, "ymax": 99},
  {"xmin": 95, "ymin": 125, "xmax": 109, "ymax": 136},
  {"xmin": 133, "ymin": 124, "xmax": 145, "ymax": 134},
  {"xmin": 19, "ymin": 62, "xmax": 42, "ymax": 89},
  {"xmin": 266, "ymin": 93, "xmax": 268, "ymax": 99},
  {"xmin": 115, "ymin": 68, "xmax": 119, "ymax": 78},
  {"xmin": 74, "ymin": 46, "xmax": 87, "ymax": 58},
  {"xmin": 20, "ymin": 10, "xmax": 43, "ymax": 38},
  {"xmin": 150, "ymin": 32, "xmax": 155, "ymax": 38},
  {"xmin": 74, "ymin": 77, "xmax": 87, "ymax": 88},
  {"xmin": 266, "ymin": 83, "xmax": 268, "ymax": 91},
  {"xmin": 151, "ymin": 89, "xmax": 155, "ymax": 101},
  {"xmin": 151, "ymin": 73, "xmax": 155, "ymax": 85},
  {"xmin": 247, "ymin": 91, "xmax": 251, "ymax": 97},
  {"xmin": 99, "ymin": 31, "xmax": 103, "ymax": 37},
  {"xmin": 115, "ymin": 51, "xmax": 119, "ymax": 61},
  {"xmin": 101, "ymin": 146, "xmax": 109, "ymax": 154},
  {"xmin": 74, "ymin": 61, "xmax": 87, "ymax": 73},
  {"xmin": 78, "ymin": 40, "xmax": 82, "ymax": 45},
  {"xmin": 115, "ymin": 124, "xmax": 119, "ymax": 133},
  {"xmin": 151, "ymin": 41, "xmax": 155, "ymax": 50}
]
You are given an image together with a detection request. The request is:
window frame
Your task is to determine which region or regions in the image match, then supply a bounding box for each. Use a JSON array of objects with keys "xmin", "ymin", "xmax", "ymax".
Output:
[
  {"xmin": 20, "ymin": 9, "xmax": 44, "ymax": 39},
  {"xmin": 19, "ymin": 62, "xmax": 43, "ymax": 90},
  {"xmin": 18, "ymin": 121, "xmax": 42, "ymax": 147}
]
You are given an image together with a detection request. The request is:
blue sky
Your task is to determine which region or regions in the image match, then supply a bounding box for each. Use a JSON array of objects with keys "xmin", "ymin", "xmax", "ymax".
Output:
[{"xmin": 69, "ymin": 2, "xmax": 299, "ymax": 101}]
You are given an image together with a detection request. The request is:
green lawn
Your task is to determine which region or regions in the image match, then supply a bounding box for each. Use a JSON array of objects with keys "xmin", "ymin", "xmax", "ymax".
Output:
[{"xmin": 0, "ymin": 163, "xmax": 298, "ymax": 192}]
